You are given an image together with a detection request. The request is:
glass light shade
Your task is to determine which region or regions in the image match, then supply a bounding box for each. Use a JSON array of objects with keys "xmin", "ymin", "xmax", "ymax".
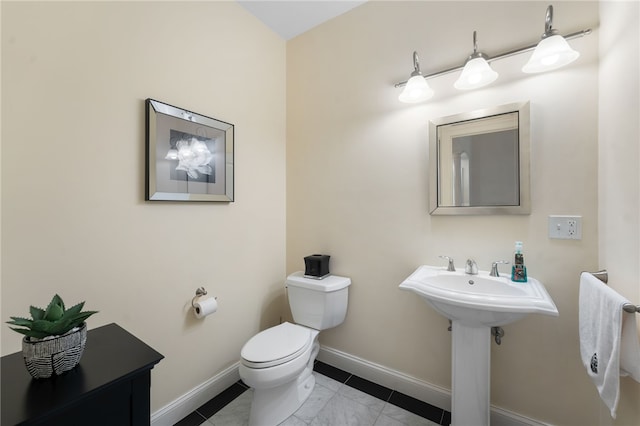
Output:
[
  {"xmin": 454, "ymin": 57, "xmax": 499, "ymax": 90},
  {"xmin": 398, "ymin": 75, "xmax": 434, "ymax": 103},
  {"xmin": 522, "ymin": 34, "xmax": 580, "ymax": 73}
]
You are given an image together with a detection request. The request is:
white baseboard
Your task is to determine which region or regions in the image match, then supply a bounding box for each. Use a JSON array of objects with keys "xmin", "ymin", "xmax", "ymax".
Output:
[
  {"xmin": 317, "ymin": 345, "xmax": 552, "ymax": 426},
  {"xmin": 151, "ymin": 347, "xmax": 551, "ymax": 426},
  {"xmin": 151, "ymin": 362, "xmax": 241, "ymax": 426},
  {"xmin": 317, "ymin": 345, "xmax": 452, "ymax": 411}
]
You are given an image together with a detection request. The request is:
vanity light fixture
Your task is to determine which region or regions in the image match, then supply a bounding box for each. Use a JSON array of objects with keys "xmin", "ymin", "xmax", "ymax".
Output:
[
  {"xmin": 398, "ymin": 51, "xmax": 434, "ymax": 103},
  {"xmin": 522, "ymin": 5, "xmax": 580, "ymax": 73},
  {"xmin": 454, "ymin": 31, "xmax": 498, "ymax": 90},
  {"xmin": 395, "ymin": 4, "xmax": 592, "ymax": 103}
]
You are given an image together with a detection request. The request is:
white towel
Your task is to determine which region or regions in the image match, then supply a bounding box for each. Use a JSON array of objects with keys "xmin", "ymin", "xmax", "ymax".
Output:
[
  {"xmin": 579, "ymin": 272, "xmax": 640, "ymax": 418},
  {"xmin": 620, "ymin": 304, "xmax": 640, "ymax": 381}
]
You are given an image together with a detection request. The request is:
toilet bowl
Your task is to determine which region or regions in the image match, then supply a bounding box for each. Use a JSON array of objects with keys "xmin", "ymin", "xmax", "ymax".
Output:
[
  {"xmin": 240, "ymin": 322, "xmax": 320, "ymax": 426},
  {"xmin": 239, "ymin": 272, "xmax": 351, "ymax": 426}
]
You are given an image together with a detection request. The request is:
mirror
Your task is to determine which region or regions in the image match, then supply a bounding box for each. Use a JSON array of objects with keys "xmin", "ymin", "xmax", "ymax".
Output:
[{"xmin": 429, "ymin": 102, "xmax": 530, "ymax": 215}]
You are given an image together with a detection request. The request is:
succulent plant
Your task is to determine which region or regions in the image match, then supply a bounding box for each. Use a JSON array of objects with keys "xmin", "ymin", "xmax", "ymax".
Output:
[{"xmin": 7, "ymin": 294, "xmax": 98, "ymax": 340}]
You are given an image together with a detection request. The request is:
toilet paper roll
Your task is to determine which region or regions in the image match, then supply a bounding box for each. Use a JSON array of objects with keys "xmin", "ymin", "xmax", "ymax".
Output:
[{"xmin": 193, "ymin": 297, "xmax": 218, "ymax": 319}]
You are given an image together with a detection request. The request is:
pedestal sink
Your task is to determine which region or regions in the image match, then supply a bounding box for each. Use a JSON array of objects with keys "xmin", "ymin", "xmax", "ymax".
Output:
[{"xmin": 399, "ymin": 265, "xmax": 558, "ymax": 426}]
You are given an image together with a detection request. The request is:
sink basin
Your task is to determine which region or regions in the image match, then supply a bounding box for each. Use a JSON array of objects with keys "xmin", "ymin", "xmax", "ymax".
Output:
[
  {"xmin": 400, "ymin": 265, "xmax": 558, "ymax": 425},
  {"xmin": 399, "ymin": 265, "xmax": 558, "ymax": 326}
]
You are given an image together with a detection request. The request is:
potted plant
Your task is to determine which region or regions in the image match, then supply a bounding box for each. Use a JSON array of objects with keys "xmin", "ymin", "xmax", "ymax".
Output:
[{"xmin": 6, "ymin": 294, "xmax": 98, "ymax": 379}]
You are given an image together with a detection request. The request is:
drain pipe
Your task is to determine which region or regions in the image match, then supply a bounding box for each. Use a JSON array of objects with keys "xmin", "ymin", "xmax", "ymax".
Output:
[
  {"xmin": 491, "ymin": 327, "xmax": 505, "ymax": 345},
  {"xmin": 447, "ymin": 321, "xmax": 504, "ymax": 345}
]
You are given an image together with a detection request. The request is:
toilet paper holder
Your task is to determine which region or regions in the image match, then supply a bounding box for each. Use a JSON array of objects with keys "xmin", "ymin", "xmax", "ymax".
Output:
[{"xmin": 192, "ymin": 287, "xmax": 216, "ymax": 308}]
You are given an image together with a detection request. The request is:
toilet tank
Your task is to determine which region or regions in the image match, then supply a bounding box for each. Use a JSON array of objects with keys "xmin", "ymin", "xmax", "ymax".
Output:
[{"xmin": 286, "ymin": 272, "xmax": 351, "ymax": 330}]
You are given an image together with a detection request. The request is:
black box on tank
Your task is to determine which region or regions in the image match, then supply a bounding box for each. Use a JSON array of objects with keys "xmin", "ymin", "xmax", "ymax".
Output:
[{"xmin": 304, "ymin": 254, "xmax": 330, "ymax": 279}]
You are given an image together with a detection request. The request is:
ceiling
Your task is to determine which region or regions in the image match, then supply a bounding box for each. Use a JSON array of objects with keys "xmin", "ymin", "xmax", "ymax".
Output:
[{"xmin": 237, "ymin": 1, "xmax": 367, "ymax": 40}]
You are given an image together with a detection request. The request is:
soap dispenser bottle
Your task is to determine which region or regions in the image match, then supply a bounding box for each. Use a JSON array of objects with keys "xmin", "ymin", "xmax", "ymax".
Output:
[{"xmin": 511, "ymin": 241, "xmax": 528, "ymax": 282}]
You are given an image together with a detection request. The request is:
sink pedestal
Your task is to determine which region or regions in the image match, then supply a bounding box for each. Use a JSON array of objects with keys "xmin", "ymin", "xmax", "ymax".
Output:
[{"xmin": 451, "ymin": 321, "xmax": 490, "ymax": 426}]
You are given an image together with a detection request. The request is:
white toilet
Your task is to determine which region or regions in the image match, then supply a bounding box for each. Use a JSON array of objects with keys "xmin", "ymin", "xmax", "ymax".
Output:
[{"xmin": 239, "ymin": 271, "xmax": 351, "ymax": 426}]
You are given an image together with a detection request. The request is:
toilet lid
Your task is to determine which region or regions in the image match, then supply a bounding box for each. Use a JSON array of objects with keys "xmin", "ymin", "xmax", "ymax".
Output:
[{"xmin": 241, "ymin": 322, "xmax": 312, "ymax": 369}]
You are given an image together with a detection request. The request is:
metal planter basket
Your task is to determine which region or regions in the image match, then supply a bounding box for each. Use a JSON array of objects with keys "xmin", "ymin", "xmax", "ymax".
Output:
[{"xmin": 21, "ymin": 322, "xmax": 87, "ymax": 379}]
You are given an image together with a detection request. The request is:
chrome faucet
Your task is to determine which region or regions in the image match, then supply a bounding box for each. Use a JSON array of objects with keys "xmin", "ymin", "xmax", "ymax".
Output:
[
  {"xmin": 490, "ymin": 260, "xmax": 510, "ymax": 277},
  {"xmin": 465, "ymin": 259, "xmax": 478, "ymax": 275},
  {"xmin": 439, "ymin": 255, "xmax": 456, "ymax": 272}
]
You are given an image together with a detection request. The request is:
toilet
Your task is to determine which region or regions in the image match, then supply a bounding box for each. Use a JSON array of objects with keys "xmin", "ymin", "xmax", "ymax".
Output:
[{"xmin": 239, "ymin": 271, "xmax": 351, "ymax": 426}]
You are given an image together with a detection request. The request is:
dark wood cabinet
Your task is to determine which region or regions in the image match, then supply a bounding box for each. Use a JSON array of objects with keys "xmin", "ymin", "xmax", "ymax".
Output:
[{"xmin": 2, "ymin": 323, "xmax": 164, "ymax": 425}]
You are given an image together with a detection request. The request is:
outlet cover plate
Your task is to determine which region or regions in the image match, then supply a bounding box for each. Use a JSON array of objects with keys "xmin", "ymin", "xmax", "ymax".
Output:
[{"xmin": 548, "ymin": 215, "xmax": 582, "ymax": 240}]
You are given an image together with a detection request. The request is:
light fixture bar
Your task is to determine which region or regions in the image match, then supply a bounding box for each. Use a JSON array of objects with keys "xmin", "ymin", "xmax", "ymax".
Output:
[{"xmin": 394, "ymin": 28, "xmax": 592, "ymax": 88}]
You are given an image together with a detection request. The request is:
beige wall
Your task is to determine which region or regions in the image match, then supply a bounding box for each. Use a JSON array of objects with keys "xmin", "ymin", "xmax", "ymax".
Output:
[
  {"xmin": 1, "ymin": 1, "xmax": 286, "ymax": 411},
  {"xmin": 599, "ymin": 1, "xmax": 640, "ymax": 424},
  {"xmin": 287, "ymin": 1, "xmax": 607, "ymax": 425}
]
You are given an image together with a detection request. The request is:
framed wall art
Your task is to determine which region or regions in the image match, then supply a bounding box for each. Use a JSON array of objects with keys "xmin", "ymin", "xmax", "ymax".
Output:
[{"xmin": 145, "ymin": 98, "xmax": 234, "ymax": 202}]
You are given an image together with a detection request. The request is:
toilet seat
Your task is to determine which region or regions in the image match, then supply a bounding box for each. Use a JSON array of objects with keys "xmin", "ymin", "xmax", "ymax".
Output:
[{"xmin": 241, "ymin": 322, "xmax": 312, "ymax": 369}]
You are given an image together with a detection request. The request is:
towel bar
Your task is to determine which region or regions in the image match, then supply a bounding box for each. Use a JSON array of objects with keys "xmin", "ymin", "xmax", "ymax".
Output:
[{"xmin": 587, "ymin": 270, "xmax": 640, "ymax": 313}]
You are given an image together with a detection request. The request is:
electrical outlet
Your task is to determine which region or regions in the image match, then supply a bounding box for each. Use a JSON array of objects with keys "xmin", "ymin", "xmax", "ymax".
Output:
[
  {"xmin": 567, "ymin": 219, "xmax": 577, "ymax": 237},
  {"xmin": 548, "ymin": 215, "xmax": 582, "ymax": 240}
]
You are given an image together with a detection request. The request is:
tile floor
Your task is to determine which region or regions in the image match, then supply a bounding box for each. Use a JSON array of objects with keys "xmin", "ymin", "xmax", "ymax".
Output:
[{"xmin": 175, "ymin": 362, "xmax": 451, "ymax": 426}]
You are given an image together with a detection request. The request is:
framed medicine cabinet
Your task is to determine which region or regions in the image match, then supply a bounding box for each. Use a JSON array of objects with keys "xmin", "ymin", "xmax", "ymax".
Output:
[{"xmin": 429, "ymin": 102, "xmax": 530, "ymax": 215}]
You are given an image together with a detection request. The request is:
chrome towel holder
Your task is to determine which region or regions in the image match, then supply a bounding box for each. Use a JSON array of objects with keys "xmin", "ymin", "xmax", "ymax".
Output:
[{"xmin": 587, "ymin": 270, "xmax": 640, "ymax": 313}]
